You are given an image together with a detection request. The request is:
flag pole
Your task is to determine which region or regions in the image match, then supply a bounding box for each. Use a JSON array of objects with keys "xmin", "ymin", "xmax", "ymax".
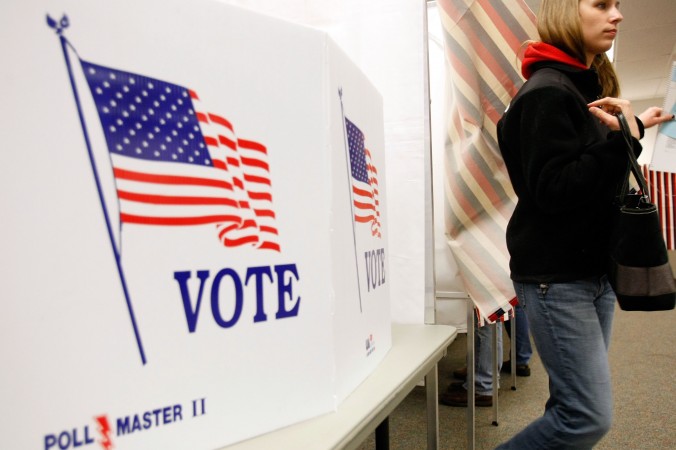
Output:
[
  {"xmin": 48, "ymin": 15, "xmax": 147, "ymax": 365},
  {"xmin": 338, "ymin": 88, "xmax": 363, "ymax": 313}
]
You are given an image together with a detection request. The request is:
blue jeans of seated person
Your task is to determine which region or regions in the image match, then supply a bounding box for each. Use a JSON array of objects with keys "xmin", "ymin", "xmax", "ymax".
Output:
[
  {"xmin": 463, "ymin": 316, "xmax": 502, "ymax": 397},
  {"xmin": 496, "ymin": 276, "xmax": 615, "ymax": 450},
  {"xmin": 506, "ymin": 301, "xmax": 532, "ymax": 365}
]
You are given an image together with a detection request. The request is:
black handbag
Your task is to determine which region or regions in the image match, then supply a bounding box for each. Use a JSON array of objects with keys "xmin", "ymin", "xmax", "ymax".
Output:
[{"xmin": 607, "ymin": 112, "xmax": 676, "ymax": 311}]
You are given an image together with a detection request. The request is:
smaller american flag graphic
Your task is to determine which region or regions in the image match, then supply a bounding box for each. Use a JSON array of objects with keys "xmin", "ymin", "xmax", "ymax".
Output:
[
  {"xmin": 80, "ymin": 59, "xmax": 280, "ymax": 251},
  {"xmin": 345, "ymin": 117, "xmax": 381, "ymax": 238}
]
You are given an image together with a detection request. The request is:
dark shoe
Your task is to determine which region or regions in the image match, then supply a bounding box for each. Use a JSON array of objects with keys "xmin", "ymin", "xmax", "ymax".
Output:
[
  {"xmin": 452, "ymin": 366, "xmax": 467, "ymax": 380},
  {"xmin": 501, "ymin": 360, "xmax": 531, "ymax": 377},
  {"xmin": 439, "ymin": 388, "xmax": 493, "ymax": 407},
  {"xmin": 447, "ymin": 381, "xmax": 465, "ymax": 392}
]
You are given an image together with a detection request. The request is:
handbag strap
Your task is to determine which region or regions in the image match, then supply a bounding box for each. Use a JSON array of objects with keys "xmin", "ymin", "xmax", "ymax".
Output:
[{"xmin": 616, "ymin": 112, "xmax": 651, "ymax": 202}]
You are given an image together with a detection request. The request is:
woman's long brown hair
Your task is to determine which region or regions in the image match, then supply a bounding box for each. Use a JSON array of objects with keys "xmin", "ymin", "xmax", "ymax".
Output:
[{"xmin": 536, "ymin": 0, "xmax": 620, "ymax": 98}]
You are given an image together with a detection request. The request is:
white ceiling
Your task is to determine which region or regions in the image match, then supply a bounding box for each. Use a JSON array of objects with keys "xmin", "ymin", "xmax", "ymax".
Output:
[{"xmin": 524, "ymin": 0, "xmax": 676, "ymax": 102}]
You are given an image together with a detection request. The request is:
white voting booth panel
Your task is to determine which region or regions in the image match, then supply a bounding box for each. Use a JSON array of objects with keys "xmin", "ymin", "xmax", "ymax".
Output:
[
  {"xmin": 0, "ymin": 0, "xmax": 391, "ymax": 448},
  {"xmin": 224, "ymin": 0, "xmax": 433, "ymax": 325}
]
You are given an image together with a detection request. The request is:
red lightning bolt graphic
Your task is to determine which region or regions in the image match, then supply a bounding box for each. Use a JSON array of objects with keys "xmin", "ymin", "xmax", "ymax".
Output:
[{"xmin": 95, "ymin": 415, "xmax": 113, "ymax": 450}]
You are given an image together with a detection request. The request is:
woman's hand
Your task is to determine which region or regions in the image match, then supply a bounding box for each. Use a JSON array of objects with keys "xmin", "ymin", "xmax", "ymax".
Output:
[
  {"xmin": 588, "ymin": 97, "xmax": 640, "ymax": 139},
  {"xmin": 638, "ymin": 106, "xmax": 675, "ymax": 129}
]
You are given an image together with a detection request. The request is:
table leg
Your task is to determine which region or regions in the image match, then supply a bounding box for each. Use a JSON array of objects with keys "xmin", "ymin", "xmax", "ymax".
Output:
[
  {"xmin": 467, "ymin": 301, "xmax": 475, "ymax": 450},
  {"xmin": 492, "ymin": 322, "xmax": 499, "ymax": 427},
  {"xmin": 375, "ymin": 417, "xmax": 389, "ymax": 450},
  {"xmin": 510, "ymin": 316, "xmax": 517, "ymax": 391},
  {"xmin": 425, "ymin": 365, "xmax": 439, "ymax": 449}
]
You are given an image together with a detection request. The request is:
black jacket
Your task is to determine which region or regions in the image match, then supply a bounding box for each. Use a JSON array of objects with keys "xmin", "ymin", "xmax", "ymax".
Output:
[{"xmin": 497, "ymin": 61, "xmax": 642, "ymax": 283}]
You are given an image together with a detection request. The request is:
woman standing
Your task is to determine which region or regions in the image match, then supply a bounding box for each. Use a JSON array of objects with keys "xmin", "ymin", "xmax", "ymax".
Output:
[{"xmin": 496, "ymin": 1, "xmax": 673, "ymax": 448}]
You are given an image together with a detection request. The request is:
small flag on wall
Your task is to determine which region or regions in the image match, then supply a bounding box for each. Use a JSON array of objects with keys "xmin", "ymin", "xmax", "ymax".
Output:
[{"xmin": 643, "ymin": 165, "xmax": 676, "ymax": 250}]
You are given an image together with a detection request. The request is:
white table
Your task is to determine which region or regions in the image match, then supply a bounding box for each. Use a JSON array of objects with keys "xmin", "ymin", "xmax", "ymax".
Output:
[{"xmin": 220, "ymin": 323, "xmax": 457, "ymax": 450}]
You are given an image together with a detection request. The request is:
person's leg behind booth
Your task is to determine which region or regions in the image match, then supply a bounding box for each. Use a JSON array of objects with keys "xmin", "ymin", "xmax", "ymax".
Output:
[
  {"xmin": 439, "ymin": 316, "xmax": 502, "ymax": 407},
  {"xmin": 503, "ymin": 301, "xmax": 533, "ymax": 376}
]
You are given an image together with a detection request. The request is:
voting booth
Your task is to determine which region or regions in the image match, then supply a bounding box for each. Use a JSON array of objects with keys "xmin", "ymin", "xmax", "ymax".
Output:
[{"xmin": 1, "ymin": 0, "xmax": 391, "ymax": 448}]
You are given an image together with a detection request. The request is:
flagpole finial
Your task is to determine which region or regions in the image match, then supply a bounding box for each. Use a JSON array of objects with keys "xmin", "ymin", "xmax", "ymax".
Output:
[
  {"xmin": 46, "ymin": 14, "xmax": 69, "ymax": 34},
  {"xmin": 338, "ymin": 87, "xmax": 343, "ymax": 100}
]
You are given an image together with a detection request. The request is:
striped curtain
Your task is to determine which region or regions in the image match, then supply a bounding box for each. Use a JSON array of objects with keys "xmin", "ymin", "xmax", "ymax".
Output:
[
  {"xmin": 643, "ymin": 165, "xmax": 676, "ymax": 250},
  {"xmin": 437, "ymin": 0, "xmax": 537, "ymax": 322}
]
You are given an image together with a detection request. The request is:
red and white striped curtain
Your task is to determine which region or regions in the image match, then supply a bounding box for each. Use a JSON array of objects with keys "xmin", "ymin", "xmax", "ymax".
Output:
[
  {"xmin": 438, "ymin": 0, "xmax": 537, "ymax": 322},
  {"xmin": 643, "ymin": 165, "xmax": 676, "ymax": 250}
]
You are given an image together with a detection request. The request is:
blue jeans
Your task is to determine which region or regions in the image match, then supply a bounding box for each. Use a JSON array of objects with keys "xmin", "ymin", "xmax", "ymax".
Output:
[
  {"xmin": 464, "ymin": 316, "xmax": 502, "ymax": 396},
  {"xmin": 496, "ymin": 276, "xmax": 615, "ymax": 450}
]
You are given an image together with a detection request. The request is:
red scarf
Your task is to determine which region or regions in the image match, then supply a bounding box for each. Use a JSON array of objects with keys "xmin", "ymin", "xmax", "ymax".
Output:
[{"xmin": 521, "ymin": 42, "xmax": 588, "ymax": 79}]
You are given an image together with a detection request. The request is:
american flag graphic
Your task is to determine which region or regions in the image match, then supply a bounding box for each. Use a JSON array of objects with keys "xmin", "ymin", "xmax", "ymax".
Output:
[
  {"xmin": 80, "ymin": 60, "xmax": 280, "ymax": 251},
  {"xmin": 438, "ymin": 0, "xmax": 537, "ymax": 322},
  {"xmin": 345, "ymin": 117, "xmax": 381, "ymax": 238}
]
